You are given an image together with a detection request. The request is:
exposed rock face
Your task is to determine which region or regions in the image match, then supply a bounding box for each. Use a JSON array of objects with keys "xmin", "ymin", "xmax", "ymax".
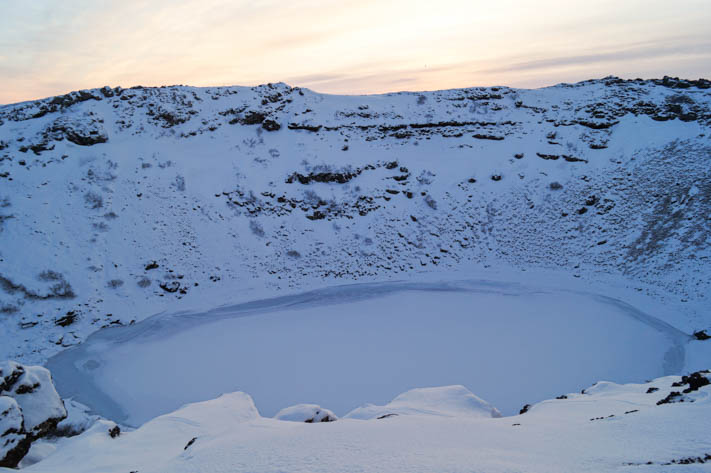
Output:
[
  {"xmin": 17, "ymin": 115, "xmax": 108, "ymax": 155},
  {"xmin": 47, "ymin": 116, "xmax": 108, "ymax": 146},
  {"xmin": 261, "ymin": 119, "xmax": 281, "ymax": 131},
  {"xmin": 657, "ymin": 370, "xmax": 711, "ymax": 405},
  {"xmin": 0, "ymin": 361, "xmax": 67, "ymax": 468},
  {"xmin": 693, "ymin": 330, "xmax": 710, "ymax": 341}
]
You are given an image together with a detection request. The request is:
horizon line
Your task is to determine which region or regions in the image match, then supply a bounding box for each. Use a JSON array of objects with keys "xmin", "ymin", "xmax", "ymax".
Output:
[{"xmin": 3, "ymin": 74, "xmax": 709, "ymax": 107}]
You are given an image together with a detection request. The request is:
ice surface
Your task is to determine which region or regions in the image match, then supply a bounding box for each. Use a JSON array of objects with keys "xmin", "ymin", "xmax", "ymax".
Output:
[{"xmin": 47, "ymin": 280, "xmax": 687, "ymax": 426}]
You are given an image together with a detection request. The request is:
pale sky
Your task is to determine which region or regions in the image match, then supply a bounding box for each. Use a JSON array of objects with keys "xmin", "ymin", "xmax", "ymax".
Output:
[{"xmin": 1, "ymin": 0, "xmax": 710, "ymax": 104}]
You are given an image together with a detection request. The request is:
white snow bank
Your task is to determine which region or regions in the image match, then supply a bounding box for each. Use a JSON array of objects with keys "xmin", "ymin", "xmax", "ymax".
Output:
[
  {"xmin": 8, "ymin": 392, "xmax": 259, "ymax": 473},
  {"xmin": 161, "ymin": 391, "xmax": 260, "ymax": 426},
  {"xmin": 15, "ymin": 372, "xmax": 711, "ymax": 473},
  {"xmin": 55, "ymin": 399, "xmax": 99, "ymax": 436},
  {"xmin": 9, "ymin": 399, "xmax": 100, "ymax": 468},
  {"xmin": 275, "ymin": 404, "xmax": 337, "ymax": 422},
  {"xmin": 3, "ymin": 392, "xmax": 258, "ymax": 473},
  {"xmin": 17, "ymin": 441, "xmax": 58, "ymax": 469},
  {"xmin": 346, "ymin": 385, "xmax": 501, "ymax": 419}
]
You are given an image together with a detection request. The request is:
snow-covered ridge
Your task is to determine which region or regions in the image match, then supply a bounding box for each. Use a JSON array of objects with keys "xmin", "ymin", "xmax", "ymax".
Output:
[
  {"xmin": 344, "ymin": 385, "xmax": 502, "ymax": 419},
  {"xmin": 0, "ymin": 76, "xmax": 710, "ymax": 363},
  {"xmin": 10, "ymin": 372, "xmax": 711, "ymax": 473}
]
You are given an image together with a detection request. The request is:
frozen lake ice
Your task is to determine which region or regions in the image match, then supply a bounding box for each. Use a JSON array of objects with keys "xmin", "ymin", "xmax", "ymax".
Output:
[{"xmin": 46, "ymin": 280, "xmax": 689, "ymax": 426}]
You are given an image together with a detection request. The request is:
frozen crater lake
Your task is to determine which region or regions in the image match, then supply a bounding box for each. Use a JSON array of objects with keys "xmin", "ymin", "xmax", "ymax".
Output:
[{"xmin": 47, "ymin": 280, "xmax": 689, "ymax": 426}]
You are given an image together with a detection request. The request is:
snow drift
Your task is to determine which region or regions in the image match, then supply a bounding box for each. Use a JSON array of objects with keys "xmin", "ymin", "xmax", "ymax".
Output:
[
  {"xmin": 12, "ymin": 371, "xmax": 711, "ymax": 473},
  {"xmin": 344, "ymin": 385, "xmax": 502, "ymax": 419}
]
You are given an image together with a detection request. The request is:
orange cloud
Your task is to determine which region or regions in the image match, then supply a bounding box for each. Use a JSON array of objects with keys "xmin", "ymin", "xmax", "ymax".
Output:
[{"xmin": 1, "ymin": 0, "xmax": 709, "ymax": 103}]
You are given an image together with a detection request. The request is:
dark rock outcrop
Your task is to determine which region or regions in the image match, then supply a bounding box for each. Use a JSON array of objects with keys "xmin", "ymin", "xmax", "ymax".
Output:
[{"xmin": 693, "ymin": 330, "xmax": 710, "ymax": 341}]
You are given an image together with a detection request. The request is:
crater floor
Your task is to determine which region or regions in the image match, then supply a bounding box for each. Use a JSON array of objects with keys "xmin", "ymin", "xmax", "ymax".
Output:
[{"xmin": 48, "ymin": 279, "xmax": 689, "ymax": 425}]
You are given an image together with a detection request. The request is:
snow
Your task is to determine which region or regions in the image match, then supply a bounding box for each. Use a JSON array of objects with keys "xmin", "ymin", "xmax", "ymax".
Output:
[
  {"xmin": 2, "ymin": 392, "xmax": 260, "ymax": 473},
  {"xmin": 0, "ymin": 79, "xmax": 710, "ymax": 367},
  {"xmin": 0, "ymin": 362, "xmax": 66, "ymax": 435},
  {"xmin": 0, "ymin": 396, "xmax": 26, "ymax": 467},
  {"xmin": 1, "ymin": 77, "xmax": 710, "ymax": 471},
  {"xmin": 8, "ymin": 373, "xmax": 711, "ymax": 473},
  {"xmin": 17, "ymin": 441, "xmax": 57, "ymax": 469},
  {"xmin": 0, "ymin": 396, "xmax": 23, "ymax": 429},
  {"xmin": 55, "ymin": 399, "xmax": 98, "ymax": 436},
  {"xmin": 275, "ymin": 404, "xmax": 337, "ymax": 422},
  {"xmin": 160, "ymin": 391, "xmax": 260, "ymax": 425},
  {"xmin": 47, "ymin": 280, "xmax": 688, "ymax": 426},
  {"xmin": 344, "ymin": 385, "xmax": 502, "ymax": 419}
]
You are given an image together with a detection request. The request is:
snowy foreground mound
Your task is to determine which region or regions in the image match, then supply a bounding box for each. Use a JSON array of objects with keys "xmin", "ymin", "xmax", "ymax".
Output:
[
  {"xmin": 8, "ymin": 372, "xmax": 711, "ymax": 473},
  {"xmin": 275, "ymin": 404, "xmax": 337, "ymax": 423},
  {"xmin": 345, "ymin": 385, "xmax": 502, "ymax": 419}
]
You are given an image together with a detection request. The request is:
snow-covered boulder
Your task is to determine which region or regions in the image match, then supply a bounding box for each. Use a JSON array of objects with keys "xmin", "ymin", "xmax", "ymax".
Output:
[
  {"xmin": 0, "ymin": 396, "xmax": 31, "ymax": 468},
  {"xmin": 0, "ymin": 361, "xmax": 67, "ymax": 436},
  {"xmin": 0, "ymin": 361, "xmax": 67, "ymax": 467},
  {"xmin": 345, "ymin": 385, "xmax": 502, "ymax": 420},
  {"xmin": 274, "ymin": 404, "xmax": 337, "ymax": 423}
]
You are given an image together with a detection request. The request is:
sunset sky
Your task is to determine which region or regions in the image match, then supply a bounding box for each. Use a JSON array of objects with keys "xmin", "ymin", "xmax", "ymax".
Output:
[{"xmin": 1, "ymin": 0, "xmax": 710, "ymax": 104}]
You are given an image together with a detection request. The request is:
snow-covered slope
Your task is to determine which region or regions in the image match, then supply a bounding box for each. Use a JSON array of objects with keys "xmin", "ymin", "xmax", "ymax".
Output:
[
  {"xmin": 1, "ymin": 76, "xmax": 710, "ymax": 364},
  {"xmin": 10, "ymin": 372, "xmax": 711, "ymax": 473}
]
